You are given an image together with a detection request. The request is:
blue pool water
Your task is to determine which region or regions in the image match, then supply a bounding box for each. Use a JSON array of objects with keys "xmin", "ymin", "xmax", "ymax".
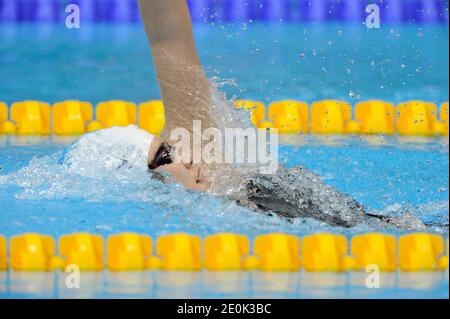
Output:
[
  {"xmin": 0, "ymin": 23, "xmax": 449, "ymax": 299},
  {"xmin": 0, "ymin": 23, "xmax": 448, "ymax": 104},
  {"xmin": 0, "ymin": 136, "xmax": 448, "ymax": 299},
  {"xmin": 0, "ymin": 135, "xmax": 448, "ymax": 238}
]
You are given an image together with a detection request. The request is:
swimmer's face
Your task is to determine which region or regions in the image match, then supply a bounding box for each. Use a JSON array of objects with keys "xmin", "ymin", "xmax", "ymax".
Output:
[{"xmin": 147, "ymin": 137, "xmax": 211, "ymax": 191}]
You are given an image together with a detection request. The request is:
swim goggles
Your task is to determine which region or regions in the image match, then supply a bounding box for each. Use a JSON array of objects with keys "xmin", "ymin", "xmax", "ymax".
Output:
[{"xmin": 148, "ymin": 143, "xmax": 173, "ymax": 170}]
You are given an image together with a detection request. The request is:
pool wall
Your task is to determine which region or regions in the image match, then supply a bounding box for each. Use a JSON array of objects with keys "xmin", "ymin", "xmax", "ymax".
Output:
[{"xmin": 0, "ymin": 0, "xmax": 448, "ymax": 24}]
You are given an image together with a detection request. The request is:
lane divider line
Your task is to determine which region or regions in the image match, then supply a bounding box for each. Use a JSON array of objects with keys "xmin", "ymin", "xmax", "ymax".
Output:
[
  {"xmin": 0, "ymin": 232, "xmax": 448, "ymax": 272},
  {"xmin": 0, "ymin": 100, "xmax": 448, "ymax": 136}
]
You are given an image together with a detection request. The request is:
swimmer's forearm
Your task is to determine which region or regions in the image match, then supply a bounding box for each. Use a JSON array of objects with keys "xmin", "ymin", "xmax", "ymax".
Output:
[
  {"xmin": 139, "ymin": 0, "xmax": 199, "ymax": 65},
  {"xmin": 138, "ymin": 0, "xmax": 213, "ymax": 135}
]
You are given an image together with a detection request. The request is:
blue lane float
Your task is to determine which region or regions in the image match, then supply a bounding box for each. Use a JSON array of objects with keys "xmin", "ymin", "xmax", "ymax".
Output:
[{"xmin": 0, "ymin": 0, "xmax": 448, "ymax": 24}]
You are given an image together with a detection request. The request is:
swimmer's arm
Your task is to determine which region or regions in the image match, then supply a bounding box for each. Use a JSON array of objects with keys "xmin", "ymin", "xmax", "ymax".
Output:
[{"xmin": 138, "ymin": 0, "xmax": 214, "ymax": 135}]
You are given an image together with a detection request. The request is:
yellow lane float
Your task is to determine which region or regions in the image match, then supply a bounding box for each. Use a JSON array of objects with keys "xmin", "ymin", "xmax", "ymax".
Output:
[
  {"xmin": 10, "ymin": 233, "xmax": 60, "ymax": 271},
  {"xmin": 301, "ymin": 233, "xmax": 351, "ymax": 272},
  {"xmin": 1, "ymin": 99, "xmax": 450, "ymax": 136},
  {"xmin": 350, "ymin": 233, "xmax": 396, "ymax": 271},
  {"xmin": 10, "ymin": 101, "xmax": 51, "ymax": 135},
  {"xmin": 253, "ymin": 233, "xmax": 300, "ymax": 271},
  {"xmin": 96, "ymin": 100, "xmax": 137, "ymax": 128},
  {"xmin": 0, "ymin": 120, "xmax": 17, "ymax": 134},
  {"xmin": 155, "ymin": 233, "xmax": 202, "ymax": 271},
  {"xmin": 58, "ymin": 233, "xmax": 103, "ymax": 271},
  {"xmin": 139, "ymin": 100, "xmax": 165, "ymax": 136},
  {"xmin": 398, "ymin": 233, "xmax": 444, "ymax": 271},
  {"xmin": 0, "ymin": 235, "xmax": 6, "ymax": 270},
  {"xmin": 204, "ymin": 233, "xmax": 251, "ymax": 271},
  {"xmin": 396, "ymin": 101, "xmax": 445, "ymax": 136},
  {"xmin": 268, "ymin": 100, "xmax": 309, "ymax": 134},
  {"xmin": 107, "ymin": 233, "xmax": 159, "ymax": 271},
  {"xmin": 1, "ymin": 232, "xmax": 449, "ymax": 272},
  {"xmin": 311, "ymin": 100, "xmax": 360, "ymax": 134},
  {"xmin": 52, "ymin": 101, "xmax": 93, "ymax": 135},
  {"xmin": 0, "ymin": 102, "xmax": 16, "ymax": 134},
  {"xmin": 86, "ymin": 120, "xmax": 103, "ymax": 132},
  {"xmin": 0, "ymin": 101, "xmax": 6, "ymax": 122},
  {"xmin": 355, "ymin": 100, "xmax": 396, "ymax": 135}
]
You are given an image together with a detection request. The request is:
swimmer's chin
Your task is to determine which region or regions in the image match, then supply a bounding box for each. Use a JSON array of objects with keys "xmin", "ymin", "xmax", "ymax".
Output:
[
  {"xmin": 187, "ymin": 181, "xmax": 211, "ymax": 192},
  {"xmin": 171, "ymin": 180, "xmax": 211, "ymax": 192},
  {"xmin": 193, "ymin": 178, "xmax": 212, "ymax": 192},
  {"xmin": 150, "ymin": 169, "xmax": 211, "ymax": 192}
]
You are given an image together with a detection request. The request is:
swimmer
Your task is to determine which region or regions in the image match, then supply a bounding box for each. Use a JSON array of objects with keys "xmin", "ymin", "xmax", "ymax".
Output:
[
  {"xmin": 135, "ymin": 0, "xmax": 371, "ymax": 227},
  {"xmin": 63, "ymin": 0, "xmax": 429, "ymax": 229}
]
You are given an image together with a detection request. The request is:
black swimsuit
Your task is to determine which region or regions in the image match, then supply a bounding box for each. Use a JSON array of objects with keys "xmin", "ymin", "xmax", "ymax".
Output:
[{"xmin": 237, "ymin": 166, "xmax": 365, "ymax": 228}]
